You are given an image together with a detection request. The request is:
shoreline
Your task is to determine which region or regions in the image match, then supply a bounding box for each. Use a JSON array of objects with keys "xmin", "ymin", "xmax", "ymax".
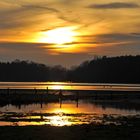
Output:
[{"xmin": 0, "ymin": 115, "xmax": 140, "ymax": 140}]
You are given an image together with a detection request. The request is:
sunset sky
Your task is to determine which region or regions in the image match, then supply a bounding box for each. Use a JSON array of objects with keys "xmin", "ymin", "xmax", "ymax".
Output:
[{"xmin": 0, "ymin": 0, "xmax": 140, "ymax": 67}]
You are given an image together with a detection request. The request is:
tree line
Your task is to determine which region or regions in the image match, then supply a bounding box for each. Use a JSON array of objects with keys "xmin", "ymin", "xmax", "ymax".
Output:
[
  {"xmin": 0, "ymin": 59, "xmax": 66, "ymax": 82},
  {"xmin": 0, "ymin": 55, "xmax": 140, "ymax": 83},
  {"xmin": 67, "ymin": 55, "xmax": 140, "ymax": 83}
]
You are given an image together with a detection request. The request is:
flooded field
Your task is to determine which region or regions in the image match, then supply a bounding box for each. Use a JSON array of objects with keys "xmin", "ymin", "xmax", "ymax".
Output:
[
  {"xmin": 0, "ymin": 99, "xmax": 140, "ymax": 126},
  {"xmin": 0, "ymin": 82, "xmax": 140, "ymax": 126}
]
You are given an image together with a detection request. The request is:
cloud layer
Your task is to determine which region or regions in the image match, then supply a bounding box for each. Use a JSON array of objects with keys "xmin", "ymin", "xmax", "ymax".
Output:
[
  {"xmin": 88, "ymin": 2, "xmax": 139, "ymax": 9},
  {"xmin": 0, "ymin": 0, "xmax": 140, "ymax": 67}
]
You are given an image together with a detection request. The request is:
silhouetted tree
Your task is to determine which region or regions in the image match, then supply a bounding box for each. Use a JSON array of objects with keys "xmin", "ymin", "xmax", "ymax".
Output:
[
  {"xmin": 0, "ymin": 55, "xmax": 140, "ymax": 83},
  {"xmin": 66, "ymin": 55, "xmax": 140, "ymax": 83},
  {"xmin": 0, "ymin": 60, "xmax": 66, "ymax": 81}
]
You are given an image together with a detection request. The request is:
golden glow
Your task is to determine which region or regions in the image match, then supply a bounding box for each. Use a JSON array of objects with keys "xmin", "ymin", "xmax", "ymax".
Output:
[
  {"xmin": 48, "ymin": 115, "xmax": 71, "ymax": 126},
  {"xmin": 37, "ymin": 26, "xmax": 78, "ymax": 45},
  {"xmin": 52, "ymin": 108, "xmax": 72, "ymax": 114},
  {"xmin": 49, "ymin": 85, "xmax": 72, "ymax": 90},
  {"xmin": 45, "ymin": 109, "xmax": 73, "ymax": 126},
  {"xmin": 51, "ymin": 85, "xmax": 64, "ymax": 90},
  {"xmin": 1, "ymin": 101, "xmax": 122, "ymax": 126}
]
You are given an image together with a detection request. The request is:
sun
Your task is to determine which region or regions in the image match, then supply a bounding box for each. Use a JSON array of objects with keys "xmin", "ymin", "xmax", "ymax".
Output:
[{"xmin": 37, "ymin": 26, "xmax": 78, "ymax": 45}]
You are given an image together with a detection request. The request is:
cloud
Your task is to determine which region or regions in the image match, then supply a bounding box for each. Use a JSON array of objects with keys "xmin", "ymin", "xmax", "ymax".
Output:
[
  {"xmin": 22, "ymin": 5, "xmax": 59, "ymax": 13},
  {"xmin": 131, "ymin": 33, "xmax": 140, "ymax": 36},
  {"xmin": 40, "ymin": 25, "xmax": 68, "ymax": 32},
  {"xmin": 0, "ymin": 3, "xmax": 60, "ymax": 30},
  {"xmin": 41, "ymin": 33, "xmax": 140, "ymax": 48},
  {"xmin": 58, "ymin": 15, "xmax": 81, "ymax": 23},
  {"xmin": 75, "ymin": 33, "xmax": 140, "ymax": 44},
  {"xmin": 0, "ymin": 41, "xmax": 94, "ymax": 68},
  {"xmin": 88, "ymin": 2, "xmax": 139, "ymax": 9},
  {"xmin": 0, "ymin": 33, "xmax": 140, "ymax": 67},
  {"xmin": 0, "ymin": 42, "xmax": 56, "ymax": 51},
  {"xmin": 96, "ymin": 33, "xmax": 140, "ymax": 42}
]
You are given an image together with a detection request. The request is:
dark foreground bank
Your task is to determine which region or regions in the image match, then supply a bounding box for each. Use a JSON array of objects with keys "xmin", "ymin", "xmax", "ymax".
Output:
[{"xmin": 0, "ymin": 116, "xmax": 140, "ymax": 140}]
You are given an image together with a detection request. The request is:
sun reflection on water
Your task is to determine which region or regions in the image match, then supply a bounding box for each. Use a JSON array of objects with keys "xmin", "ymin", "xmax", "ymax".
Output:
[
  {"xmin": 1, "ymin": 95, "xmax": 140, "ymax": 127},
  {"xmin": 47, "ymin": 115, "xmax": 71, "ymax": 126},
  {"xmin": 49, "ymin": 85, "xmax": 72, "ymax": 90},
  {"xmin": 50, "ymin": 85, "xmax": 64, "ymax": 90},
  {"xmin": 45, "ymin": 109, "xmax": 72, "ymax": 126}
]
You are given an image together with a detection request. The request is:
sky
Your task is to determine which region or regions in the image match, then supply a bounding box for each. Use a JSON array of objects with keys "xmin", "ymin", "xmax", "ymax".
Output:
[{"xmin": 0, "ymin": 0, "xmax": 140, "ymax": 67}]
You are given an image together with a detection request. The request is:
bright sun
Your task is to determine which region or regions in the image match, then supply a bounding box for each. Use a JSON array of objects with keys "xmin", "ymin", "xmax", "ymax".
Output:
[{"xmin": 37, "ymin": 26, "xmax": 78, "ymax": 45}]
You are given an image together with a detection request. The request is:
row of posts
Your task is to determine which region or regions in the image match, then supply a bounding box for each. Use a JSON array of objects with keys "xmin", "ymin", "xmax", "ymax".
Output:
[{"xmin": 5, "ymin": 87, "xmax": 79, "ymax": 108}]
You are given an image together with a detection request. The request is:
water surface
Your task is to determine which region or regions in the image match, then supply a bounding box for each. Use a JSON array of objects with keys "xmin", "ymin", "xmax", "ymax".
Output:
[
  {"xmin": 0, "ymin": 82, "xmax": 140, "ymax": 91},
  {"xmin": 0, "ymin": 100, "xmax": 140, "ymax": 126},
  {"xmin": 0, "ymin": 82, "xmax": 140, "ymax": 126}
]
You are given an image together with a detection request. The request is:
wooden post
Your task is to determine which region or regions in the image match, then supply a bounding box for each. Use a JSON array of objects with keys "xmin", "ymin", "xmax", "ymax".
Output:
[
  {"xmin": 110, "ymin": 91, "xmax": 113, "ymax": 99},
  {"xmin": 40, "ymin": 102, "xmax": 43, "ymax": 108},
  {"xmin": 59, "ymin": 89, "xmax": 63, "ymax": 108},
  {"xmin": 59, "ymin": 98, "xmax": 62, "ymax": 108},
  {"xmin": 34, "ymin": 88, "xmax": 37, "ymax": 94},
  {"xmin": 46, "ymin": 87, "xmax": 48, "ymax": 94},
  {"xmin": 95, "ymin": 91, "xmax": 97, "ymax": 100},
  {"xmin": 7, "ymin": 88, "xmax": 10, "ymax": 95},
  {"xmin": 76, "ymin": 92, "xmax": 79, "ymax": 108},
  {"xmin": 18, "ymin": 104, "xmax": 21, "ymax": 110}
]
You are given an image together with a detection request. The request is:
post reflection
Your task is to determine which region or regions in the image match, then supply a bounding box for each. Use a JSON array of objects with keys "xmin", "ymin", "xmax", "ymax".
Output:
[{"xmin": 0, "ymin": 99, "xmax": 140, "ymax": 126}]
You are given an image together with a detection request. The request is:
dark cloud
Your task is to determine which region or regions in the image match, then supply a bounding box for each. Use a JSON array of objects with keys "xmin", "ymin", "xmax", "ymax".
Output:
[
  {"xmin": 96, "ymin": 33, "xmax": 140, "ymax": 42},
  {"xmin": 0, "ymin": 42, "xmax": 55, "ymax": 50},
  {"xmin": 58, "ymin": 15, "xmax": 81, "ymax": 23},
  {"xmin": 41, "ymin": 26, "xmax": 66, "ymax": 32},
  {"xmin": 88, "ymin": 2, "xmax": 139, "ymax": 9},
  {"xmin": 22, "ymin": 5, "xmax": 59, "ymax": 13},
  {"xmin": 75, "ymin": 33, "xmax": 140, "ymax": 45},
  {"xmin": 131, "ymin": 33, "xmax": 140, "ymax": 36}
]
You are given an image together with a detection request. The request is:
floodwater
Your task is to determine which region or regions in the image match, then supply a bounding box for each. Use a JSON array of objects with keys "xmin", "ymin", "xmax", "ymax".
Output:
[
  {"xmin": 0, "ymin": 82, "xmax": 140, "ymax": 91},
  {"xmin": 0, "ymin": 100, "xmax": 140, "ymax": 126},
  {"xmin": 0, "ymin": 82, "xmax": 140, "ymax": 126}
]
